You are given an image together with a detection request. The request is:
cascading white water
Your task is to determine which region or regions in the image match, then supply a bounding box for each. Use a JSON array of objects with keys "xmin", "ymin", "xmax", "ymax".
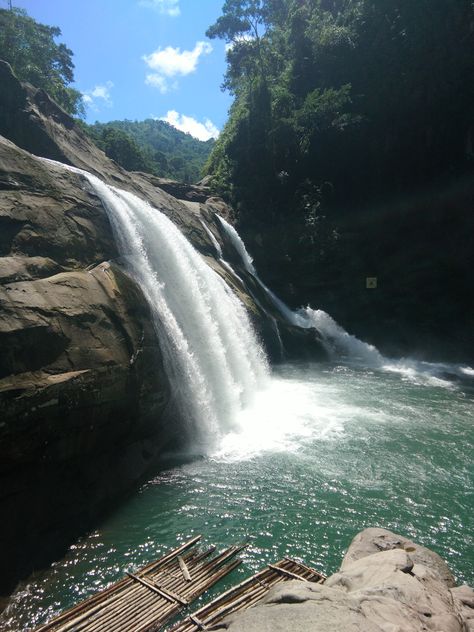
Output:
[
  {"xmin": 216, "ymin": 215, "xmax": 256, "ymax": 275},
  {"xmin": 217, "ymin": 215, "xmax": 308, "ymax": 327},
  {"xmin": 41, "ymin": 157, "xmax": 474, "ymax": 417},
  {"xmin": 200, "ymin": 219, "xmax": 223, "ymax": 258},
  {"xmin": 199, "ymin": 218, "xmax": 246, "ymax": 285},
  {"xmin": 301, "ymin": 308, "xmax": 384, "ymax": 366},
  {"xmin": 43, "ymin": 160, "xmax": 268, "ymax": 448},
  {"xmin": 215, "ymin": 213, "xmax": 474, "ymax": 386}
]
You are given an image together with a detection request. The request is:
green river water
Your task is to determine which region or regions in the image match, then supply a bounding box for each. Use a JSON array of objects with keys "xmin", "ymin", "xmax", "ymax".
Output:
[{"xmin": 3, "ymin": 360, "xmax": 474, "ymax": 631}]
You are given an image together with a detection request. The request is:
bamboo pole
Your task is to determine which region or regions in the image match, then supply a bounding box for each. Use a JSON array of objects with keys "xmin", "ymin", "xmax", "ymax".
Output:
[
  {"xmin": 121, "ymin": 552, "xmax": 239, "ymax": 632},
  {"xmin": 112, "ymin": 591, "xmax": 171, "ymax": 632},
  {"xmin": 199, "ymin": 581, "xmax": 269, "ymax": 625},
  {"xmin": 97, "ymin": 549, "xmax": 242, "ymax": 632},
  {"xmin": 35, "ymin": 536, "xmax": 202, "ymax": 632},
  {"xmin": 183, "ymin": 556, "xmax": 242, "ymax": 600},
  {"xmin": 153, "ymin": 582, "xmax": 189, "ymax": 606},
  {"xmin": 267, "ymin": 564, "xmax": 309, "ymax": 582},
  {"xmin": 283, "ymin": 557, "xmax": 326, "ymax": 581},
  {"xmin": 135, "ymin": 559, "xmax": 242, "ymax": 632},
  {"xmin": 95, "ymin": 580, "xmax": 175, "ymax": 632},
  {"xmin": 170, "ymin": 569, "xmax": 275, "ymax": 631},
  {"xmin": 91, "ymin": 555, "xmax": 210, "ymax": 632},
  {"xmin": 170, "ymin": 557, "xmax": 324, "ymax": 632},
  {"xmin": 71, "ymin": 585, "xmax": 156, "ymax": 632},
  {"xmin": 128, "ymin": 572, "xmax": 182, "ymax": 602},
  {"xmin": 174, "ymin": 546, "xmax": 244, "ymax": 600},
  {"xmin": 35, "ymin": 539, "xmax": 244, "ymax": 632},
  {"xmin": 63, "ymin": 555, "xmax": 187, "ymax": 632},
  {"xmin": 189, "ymin": 615, "xmax": 209, "ymax": 630}
]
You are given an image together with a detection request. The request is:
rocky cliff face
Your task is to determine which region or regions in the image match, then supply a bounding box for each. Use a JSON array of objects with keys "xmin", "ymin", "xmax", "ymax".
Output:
[
  {"xmin": 221, "ymin": 528, "xmax": 474, "ymax": 632},
  {"xmin": 0, "ymin": 61, "xmax": 325, "ymax": 595},
  {"xmin": 0, "ymin": 135, "xmax": 175, "ymax": 594}
]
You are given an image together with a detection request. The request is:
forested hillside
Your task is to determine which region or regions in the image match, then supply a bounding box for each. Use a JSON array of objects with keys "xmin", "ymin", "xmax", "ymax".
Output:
[
  {"xmin": 86, "ymin": 119, "xmax": 214, "ymax": 183},
  {"xmin": 206, "ymin": 0, "xmax": 474, "ymax": 359},
  {"xmin": 0, "ymin": 8, "xmax": 213, "ymax": 184}
]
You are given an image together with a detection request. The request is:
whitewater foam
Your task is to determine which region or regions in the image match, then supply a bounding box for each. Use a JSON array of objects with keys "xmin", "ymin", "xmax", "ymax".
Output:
[{"xmin": 42, "ymin": 159, "xmax": 269, "ymax": 449}]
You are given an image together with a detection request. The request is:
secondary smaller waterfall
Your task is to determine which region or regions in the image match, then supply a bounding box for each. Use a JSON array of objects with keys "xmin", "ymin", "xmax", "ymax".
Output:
[
  {"xmin": 301, "ymin": 309, "xmax": 384, "ymax": 366},
  {"xmin": 217, "ymin": 215, "xmax": 308, "ymax": 328},
  {"xmin": 215, "ymin": 215, "xmax": 474, "ymax": 385},
  {"xmin": 216, "ymin": 214, "xmax": 382, "ymax": 357}
]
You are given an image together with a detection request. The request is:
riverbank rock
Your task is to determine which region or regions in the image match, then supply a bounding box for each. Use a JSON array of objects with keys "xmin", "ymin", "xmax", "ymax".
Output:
[
  {"xmin": 0, "ymin": 135, "xmax": 178, "ymax": 593},
  {"xmin": 218, "ymin": 528, "xmax": 473, "ymax": 632}
]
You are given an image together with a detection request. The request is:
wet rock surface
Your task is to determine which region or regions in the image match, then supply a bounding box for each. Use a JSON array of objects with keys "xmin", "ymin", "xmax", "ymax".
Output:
[
  {"xmin": 0, "ymin": 138, "xmax": 175, "ymax": 588},
  {"xmin": 0, "ymin": 62, "xmax": 327, "ymax": 594}
]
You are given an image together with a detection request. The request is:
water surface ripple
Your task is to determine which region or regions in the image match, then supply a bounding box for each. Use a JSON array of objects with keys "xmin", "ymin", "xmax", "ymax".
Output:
[{"xmin": 2, "ymin": 362, "xmax": 473, "ymax": 631}]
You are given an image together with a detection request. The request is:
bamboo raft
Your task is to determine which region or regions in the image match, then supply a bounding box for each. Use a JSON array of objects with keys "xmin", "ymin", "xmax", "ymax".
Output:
[
  {"xmin": 35, "ymin": 536, "xmax": 245, "ymax": 632},
  {"xmin": 169, "ymin": 557, "xmax": 326, "ymax": 631}
]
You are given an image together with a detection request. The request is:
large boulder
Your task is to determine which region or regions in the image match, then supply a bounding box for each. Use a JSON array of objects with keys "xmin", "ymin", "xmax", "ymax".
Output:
[
  {"xmin": 340, "ymin": 527, "xmax": 456, "ymax": 587},
  {"xmin": 218, "ymin": 528, "xmax": 473, "ymax": 632},
  {"xmin": 0, "ymin": 136, "xmax": 179, "ymax": 593}
]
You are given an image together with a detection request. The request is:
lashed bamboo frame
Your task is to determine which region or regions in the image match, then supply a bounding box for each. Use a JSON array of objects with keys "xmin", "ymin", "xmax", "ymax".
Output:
[
  {"xmin": 34, "ymin": 536, "xmax": 245, "ymax": 632},
  {"xmin": 169, "ymin": 557, "xmax": 326, "ymax": 632}
]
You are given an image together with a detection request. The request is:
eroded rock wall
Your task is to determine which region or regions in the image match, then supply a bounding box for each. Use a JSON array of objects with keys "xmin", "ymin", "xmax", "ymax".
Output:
[{"xmin": 0, "ymin": 136, "xmax": 178, "ymax": 593}]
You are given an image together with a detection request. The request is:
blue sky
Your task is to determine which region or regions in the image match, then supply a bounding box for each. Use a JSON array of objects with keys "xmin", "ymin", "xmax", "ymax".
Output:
[{"xmin": 10, "ymin": 0, "xmax": 232, "ymax": 140}]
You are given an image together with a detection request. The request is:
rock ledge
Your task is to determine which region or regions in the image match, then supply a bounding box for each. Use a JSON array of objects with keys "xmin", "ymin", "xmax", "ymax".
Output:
[{"xmin": 218, "ymin": 528, "xmax": 474, "ymax": 632}]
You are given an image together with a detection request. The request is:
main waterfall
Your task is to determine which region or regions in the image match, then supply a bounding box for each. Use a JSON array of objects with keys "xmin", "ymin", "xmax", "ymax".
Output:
[
  {"xmin": 45, "ymin": 161, "xmax": 269, "ymax": 448},
  {"xmin": 41, "ymin": 159, "xmax": 474, "ymax": 451}
]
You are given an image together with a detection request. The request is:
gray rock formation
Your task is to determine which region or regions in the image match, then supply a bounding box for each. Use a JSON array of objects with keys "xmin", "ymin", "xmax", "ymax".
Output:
[
  {"xmin": 0, "ymin": 135, "xmax": 174, "ymax": 593},
  {"xmin": 0, "ymin": 63, "xmax": 241, "ymax": 594},
  {"xmin": 0, "ymin": 60, "xmax": 326, "ymax": 594},
  {"xmin": 217, "ymin": 528, "xmax": 474, "ymax": 632}
]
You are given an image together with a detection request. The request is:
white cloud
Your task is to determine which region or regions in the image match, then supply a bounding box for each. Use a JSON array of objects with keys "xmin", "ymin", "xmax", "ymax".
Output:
[
  {"xmin": 139, "ymin": 0, "xmax": 180, "ymax": 17},
  {"xmin": 144, "ymin": 41, "xmax": 212, "ymax": 77},
  {"xmin": 82, "ymin": 81, "xmax": 114, "ymax": 110},
  {"xmin": 145, "ymin": 74, "xmax": 177, "ymax": 94},
  {"xmin": 160, "ymin": 110, "xmax": 219, "ymax": 141},
  {"xmin": 143, "ymin": 41, "xmax": 212, "ymax": 92}
]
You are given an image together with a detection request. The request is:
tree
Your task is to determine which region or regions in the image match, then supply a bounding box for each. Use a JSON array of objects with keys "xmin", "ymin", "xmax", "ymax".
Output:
[
  {"xmin": 0, "ymin": 7, "xmax": 84, "ymax": 116},
  {"xmin": 206, "ymin": 0, "xmax": 268, "ymax": 43},
  {"xmin": 85, "ymin": 119, "xmax": 215, "ymax": 182},
  {"xmin": 206, "ymin": 0, "xmax": 288, "ymax": 93},
  {"xmin": 205, "ymin": 0, "xmax": 474, "ymax": 322}
]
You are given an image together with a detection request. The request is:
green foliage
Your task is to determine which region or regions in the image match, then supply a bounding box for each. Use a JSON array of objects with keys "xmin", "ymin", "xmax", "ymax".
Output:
[
  {"xmin": 86, "ymin": 119, "xmax": 214, "ymax": 183},
  {"xmin": 206, "ymin": 0, "xmax": 474, "ymax": 290},
  {"xmin": 206, "ymin": 1, "xmax": 269, "ymax": 42},
  {"xmin": 0, "ymin": 7, "xmax": 84, "ymax": 116},
  {"xmin": 86, "ymin": 125, "xmax": 151, "ymax": 172}
]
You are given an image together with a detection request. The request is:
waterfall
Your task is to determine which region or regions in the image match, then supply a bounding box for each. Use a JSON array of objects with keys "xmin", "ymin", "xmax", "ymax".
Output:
[
  {"xmin": 300, "ymin": 309, "xmax": 384, "ymax": 366},
  {"xmin": 216, "ymin": 215, "xmax": 308, "ymax": 328},
  {"xmin": 216, "ymin": 215, "xmax": 256, "ymax": 275},
  {"xmin": 216, "ymin": 214, "xmax": 385, "ymax": 366},
  {"xmin": 43, "ymin": 160, "xmax": 268, "ymax": 449}
]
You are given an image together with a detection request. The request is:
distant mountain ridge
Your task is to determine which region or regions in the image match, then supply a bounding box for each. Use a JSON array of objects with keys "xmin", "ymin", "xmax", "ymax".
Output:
[{"xmin": 85, "ymin": 118, "xmax": 215, "ymax": 183}]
